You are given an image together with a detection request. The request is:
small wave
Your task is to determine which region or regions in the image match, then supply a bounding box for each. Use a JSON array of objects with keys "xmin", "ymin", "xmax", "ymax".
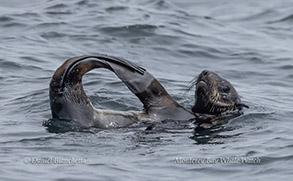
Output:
[
  {"xmin": 7, "ymin": 89, "xmax": 47, "ymax": 104},
  {"xmin": 142, "ymin": 0, "xmax": 173, "ymax": 10},
  {"xmin": 44, "ymin": 2, "xmax": 72, "ymax": 15},
  {"xmin": 288, "ymin": 74, "xmax": 293, "ymax": 79},
  {"xmin": 20, "ymin": 56, "xmax": 47, "ymax": 63},
  {"xmin": 105, "ymin": 6, "xmax": 129, "ymax": 13},
  {"xmin": 98, "ymin": 24, "xmax": 158, "ymax": 37},
  {"xmin": 12, "ymin": 12, "xmax": 40, "ymax": 18},
  {"xmin": 259, "ymin": 155, "xmax": 293, "ymax": 165},
  {"xmin": 231, "ymin": 51, "xmax": 266, "ymax": 63},
  {"xmin": 279, "ymin": 65, "xmax": 293, "ymax": 70},
  {"xmin": 0, "ymin": 135, "xmax": 60, "ymax": 145},
  {"xmin": 0, "ymin": 59, "xmax": 47, "ymax": 72},
  {"xmin": 0, "ymin": 15, "xmax": 27, "ymax": 28},
  {"xmin": 39, "ymin": 31, "xmax": 66, "ymax": 39},
  {"xmin": 46, "ymin": 11, "xmax": 73, "ymax": 15},
  {"xmin": 5, "ymin": 88, "xmax": 49, "ymax": 118},
  {"xmin": 46, "ymin": 3, "xmax": 67, "ymax": 9},
  {"xmin": 233, "ymin": 9, "xmax": 276, "ymax": 25},
  {"xmin": 0, "ymin": 16, "xmax": 14, "ymax": 22},
  {"xmin": 178, "ymin": 49, "xmax": 221, "ymax": 59},
  {"xmin": 178, "ymin": 43, "xmax": 227, "ymax": 59},
  {"xmin": 0, "ymin": 60, "xmax": 22, "ymax": 70},
  {"xmin": 43, "ymin": 119, "xmax": 85, "ymax": 133},
  {"xmin": 76, "ymin": 0, "xmax": 90, "ymax": 6},
  {"xmin": 36, "ymin": 22, "xmax": 68, "ymax": 28},
  {"xmin": 268, "ymin": 13, "xmax": 293, "ymax": 24},
  {"xmin": 2, "ymin": 22, "xmax": 27, "ymax": 28}
]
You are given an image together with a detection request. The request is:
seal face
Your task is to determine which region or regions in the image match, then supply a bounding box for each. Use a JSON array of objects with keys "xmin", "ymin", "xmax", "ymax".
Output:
[{"xmin": 192, "ymin": 70, "xmax": 248, "ymax": 115}]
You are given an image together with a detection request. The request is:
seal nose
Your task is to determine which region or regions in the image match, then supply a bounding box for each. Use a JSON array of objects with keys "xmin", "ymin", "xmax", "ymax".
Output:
[{"xmin": 202, "ymin": 70, "xmax": 210, "ymax": 76}]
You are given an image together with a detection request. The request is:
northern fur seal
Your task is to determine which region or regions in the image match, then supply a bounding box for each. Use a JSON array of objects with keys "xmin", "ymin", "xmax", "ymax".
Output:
[
  {"xmin": 191, "ymin": 70, "xmax": 249, "ymax": 128},
  {"xmin": 192, "ymin": 70, "xmax": 248, "ymax": 114},
  {"xmin": 49, "ymin": 55, "xmax": 248, "ymax": 129}
]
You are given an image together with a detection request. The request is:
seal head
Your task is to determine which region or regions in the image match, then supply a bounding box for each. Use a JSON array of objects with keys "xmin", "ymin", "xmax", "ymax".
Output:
[{"xmin": 192, "ymin": 70, "xmax": 248, "ymax": 115}]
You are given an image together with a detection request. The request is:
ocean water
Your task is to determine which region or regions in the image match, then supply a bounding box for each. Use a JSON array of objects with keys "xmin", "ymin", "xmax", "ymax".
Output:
[{"xmin": 0, "ymin": 0, "xmax": 292, "ymax": 180}]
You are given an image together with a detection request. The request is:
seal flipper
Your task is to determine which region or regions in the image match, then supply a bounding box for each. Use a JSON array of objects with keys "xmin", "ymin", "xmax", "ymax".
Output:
[
  {"xmin": 50, "ymin": 55, "xmax": 194, "ymax": 128},
  {"xmin": 50, "ymin": 55, "xmax": 148, "ymax": 128},
  {"xmin": 91, "ymin": 55, "xmax": 195, "ymax": 121},
  {"xmin": 86, "ymin": 55, "xmax": 194, "ymax": 121}
]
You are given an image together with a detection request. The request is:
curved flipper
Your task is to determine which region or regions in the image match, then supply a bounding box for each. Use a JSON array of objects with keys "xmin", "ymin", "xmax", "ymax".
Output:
[{"xmin": 50, "ymin": 55, "xmax": 194, "ymax": 128}]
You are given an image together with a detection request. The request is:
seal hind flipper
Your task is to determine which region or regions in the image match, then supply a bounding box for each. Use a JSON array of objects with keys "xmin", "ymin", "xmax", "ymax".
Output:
[
  {"xmin": 61, "ymin": 55, "xmax": 145, "ymax": 88},
  {"xmin": 54, "ymin": 54, "xmax": 169, "ymax": 104},
  {"xmin": 50, "ymin": 54, "xmax": 150, "ymax": 128}
]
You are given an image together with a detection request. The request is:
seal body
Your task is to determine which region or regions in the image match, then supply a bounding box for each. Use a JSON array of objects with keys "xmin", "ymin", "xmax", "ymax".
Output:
[{"xmin": 49, "ymin": 55, "xmax": 248, "ymax": 129}]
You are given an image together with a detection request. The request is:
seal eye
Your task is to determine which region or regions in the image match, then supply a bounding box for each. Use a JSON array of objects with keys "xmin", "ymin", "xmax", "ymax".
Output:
[{"xmin": 220, "ymin": 85, "xmax": 230, "ymax": 93}]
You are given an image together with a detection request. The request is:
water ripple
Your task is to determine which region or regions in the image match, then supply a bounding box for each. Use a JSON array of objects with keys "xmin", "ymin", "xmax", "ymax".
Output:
[
  {"xmin": 98, "ymin": 24, "xmax": 158, "ymax": 37},
  {"xmin": 0, "ymin": 0, "xmax": 292, "ymax": 180}
]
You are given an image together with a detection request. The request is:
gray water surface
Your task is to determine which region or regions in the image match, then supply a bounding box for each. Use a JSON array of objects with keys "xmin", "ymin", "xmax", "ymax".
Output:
[{"xmin": 0, "ymin": 0, "xmax": 293, "ymax": 180}]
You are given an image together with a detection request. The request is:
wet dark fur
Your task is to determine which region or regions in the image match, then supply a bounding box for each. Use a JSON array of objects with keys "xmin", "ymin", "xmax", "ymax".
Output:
[
  {"xmin": 49, "ymin": 56, "xmax": 248, "ymax": 130},
  {"xmin": 192, "ymin": 70, "xmax": 248, "ymax": 115}
]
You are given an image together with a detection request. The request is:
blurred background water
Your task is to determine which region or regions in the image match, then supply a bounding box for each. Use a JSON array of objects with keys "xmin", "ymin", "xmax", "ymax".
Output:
[{"xmin": 0, "ymin": 0, "xmax": 292, "ymax": 180}]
